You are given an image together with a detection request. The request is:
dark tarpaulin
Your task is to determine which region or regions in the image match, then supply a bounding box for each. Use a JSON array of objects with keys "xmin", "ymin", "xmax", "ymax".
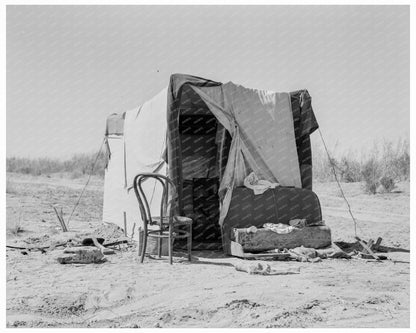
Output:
[
  {"xmin": 166, "ymin": 74, "xmax": 222, "ymax": 214},
  {"xmin": 166, "ymin": 74, "xmax": 318, "ymax": 215},
  {"xmin": 290, "ymin": 90, "xmax": 319, "ymax": 190}
]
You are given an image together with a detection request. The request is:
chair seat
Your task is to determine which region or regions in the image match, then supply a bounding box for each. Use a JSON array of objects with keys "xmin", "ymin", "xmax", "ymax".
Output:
[
  {"xmin": 150, "ymin": 215, "xmax": 193, "ymax": 226},
  {"xmin": 148, "ymin": 228, "xmax": 190, "ymax": 239}
]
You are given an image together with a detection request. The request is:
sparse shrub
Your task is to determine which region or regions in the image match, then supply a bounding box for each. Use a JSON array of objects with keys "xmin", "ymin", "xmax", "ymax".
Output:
[
  {"xmin": 70, "ymin": 170, "xmax": 83, "ymax": 179},
  {"xmin": 10, "ymin": 221, "xmax": 23, "ymax": 235},
  {"xmin": 19, "ymin": 166, "xmax": 31, "ymax": 174},
  {"xmin": 361, "ymin": 157, "xmax": 381, "ymax": 194},
  {"xmin": 8, "ymin": 211, "xmax": 24, "ymax": 235},
  {"xmin": 6, "ymin": 179, "xmax": 17, "ymax": 194},
  {"xmin": 339, "ymin": 156, "xmax": 361, "ymax": 183},
  {"xmin": 380, "ymin": 175, "xmax": 396, "ymax": 192},
  {"xmin": 312, "ymin": 147, "xmax": 337, "ymax": 181}
]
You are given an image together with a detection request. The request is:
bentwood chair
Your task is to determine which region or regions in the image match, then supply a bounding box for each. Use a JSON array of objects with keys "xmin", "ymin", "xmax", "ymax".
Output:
[{"xmin": 133, "ymin": 173, "xmax": 193, "ymax": 264}]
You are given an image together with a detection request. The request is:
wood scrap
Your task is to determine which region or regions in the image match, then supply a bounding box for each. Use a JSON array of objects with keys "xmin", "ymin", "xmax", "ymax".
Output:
[
  {"xmin": 52, "ymin": 205, "xmax": 68, "ymax": 232},
  {"xmin": 103, "ymin": 240, "xmax": 129, "ymax": 247},
  {"xmin": 364, "ymin": 239, "xmax": 374, "ymax": 254},
  {"xmin": 372, "ymin": 237, "xmax": 383, "ymax": 251},
  {"xmin": 6, "ymin": 243, "xmax": 67, "ymax": 252},
  {"xmin": 233, "ymin": 225, "xmax": 331, "ymax": 252},
  {"xmin": 355, "ymin": 236, "xmax": 380, "ymax": 261},
  {"xmin": 7, "ymin": 245, "xmax": 36, "ymax": 250},
  {"xmin": 359, "ymin": 252, "xmax": 388, "ymax": 260}
]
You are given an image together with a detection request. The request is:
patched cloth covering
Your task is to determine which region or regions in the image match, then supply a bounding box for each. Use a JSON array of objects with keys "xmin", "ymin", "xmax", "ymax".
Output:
[
  {"xmin": 103, "ymin": 74, "xmax": 319, "ymax": 245},
  {"xmin": 183, "ymin": 82, "xmax": 303, "ymax": 226},
  {"xmin": 166, "ymin": 75, "xmax": 318, "ymax": 230}
]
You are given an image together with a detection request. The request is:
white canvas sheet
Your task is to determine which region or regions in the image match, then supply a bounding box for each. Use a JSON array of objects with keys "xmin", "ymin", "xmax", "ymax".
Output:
[{"xmin": 103, "ymin": 88, "xmax": 168, "ymax": 238}]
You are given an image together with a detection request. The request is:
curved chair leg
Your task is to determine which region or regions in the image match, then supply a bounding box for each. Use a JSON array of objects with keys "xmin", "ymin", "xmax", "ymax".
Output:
[
  {"xmin": 140, "ymin": 232, "xmax": 148, "ymax": 263},
  {"xmin": 138, "ymin": 228, "xmax": 143, "ymax": 257},
  {"xmin": 188, "ymin": 224, "xmax": 192, "ymax": 261}
]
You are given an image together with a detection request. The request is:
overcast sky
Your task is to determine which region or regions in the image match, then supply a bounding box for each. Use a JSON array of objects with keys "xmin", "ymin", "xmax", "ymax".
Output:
[{"xmin": 7, "ymin": 5, "xmax": 409, "ymax": 159}]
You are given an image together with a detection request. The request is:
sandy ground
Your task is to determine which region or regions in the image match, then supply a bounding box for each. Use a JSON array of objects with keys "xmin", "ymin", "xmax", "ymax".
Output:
[{"xmin": 6, "ymin": 173, "xmax": 410, "ymax": 328}]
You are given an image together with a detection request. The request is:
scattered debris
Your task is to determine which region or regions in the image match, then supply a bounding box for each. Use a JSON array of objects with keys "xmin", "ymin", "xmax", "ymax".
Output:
[
  {"xmin": 234, "ymin": 262, "xmax": 300, "ymax": 275},
  {"xmin": 225, "ymin": 299, "xmax": 262, "ymax": 309},
  {"xmin": 365, "ymin": 239, "xmax": 375, "ymax": 253},
  {"xmin": 81, "ymin": 237, "xmax": 125, "ymax": 255},
  {"xmin": 355, "ymin": 236, "xmax": 381, "ymax": 261},
  {"xmin": 6, "ymin": 243, "xmax": 67, "ymax": 253},
  {"xmin": 91, "ymin": 237, "xmax": 115, "ymax": 255},
  {"xmin": 103, "ymin": 240, "xmax": 129, "ymax": 248},
  {"xmin": 289, "ymin": 246, "xmax": 318, "ymax": 262},
  {"xmin": 81, "ymin": 238, "xmax": 105, "ymax": 246},
  {"xmin": 326, "ymin": 243, "xmax": 352, "ymax": 259},
  {"xmin": 58, "ymin": 247, "xmax": 105, "ymax": 264},
  {"xmin": 309, "ymin": 257, "xmax": 322, "ymax": 263}
]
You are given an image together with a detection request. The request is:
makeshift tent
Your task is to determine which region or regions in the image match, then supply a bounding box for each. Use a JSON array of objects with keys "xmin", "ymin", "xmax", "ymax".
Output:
[{"xmin": 103, "ymin": 73, "xmax": 320, "ymax": 253}]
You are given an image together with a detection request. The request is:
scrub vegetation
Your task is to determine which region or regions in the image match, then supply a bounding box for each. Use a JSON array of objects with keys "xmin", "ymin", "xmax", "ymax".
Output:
[
  {"xmin": 6, "ymin": 151, "xmax": 107, "ymax": 179},
  {"xmin": 6, "ymin": 139, "xmax": 410, "ymax": 195},
  {"xmin": 313, "ymin": 139, "xmax": 409, "ymax": 194}
]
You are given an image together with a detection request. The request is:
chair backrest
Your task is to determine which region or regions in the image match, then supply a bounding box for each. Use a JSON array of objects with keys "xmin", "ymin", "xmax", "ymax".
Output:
[{"xmin": 133, "ymin": 173, "xmax": 177, "ymax": 227}]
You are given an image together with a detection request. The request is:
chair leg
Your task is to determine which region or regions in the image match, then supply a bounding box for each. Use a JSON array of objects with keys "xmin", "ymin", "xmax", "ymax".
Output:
[
  {"xmin": 158, "ymin": 232, "xmax": 162, "ymax": 258},
  {"xmin": 168, "ymin": 226, "xmax": 173, "ymax": 265},
  {"xmin": 188, "ymin": 224, "xmax": 192, "ymax": 261},
  {"xmin": 138, "ymin": 229, "xmax": 142, "ymax": 257},
  {"xmin": 140, "ymin": 232, "xmax": 147, "ymax": 264}
]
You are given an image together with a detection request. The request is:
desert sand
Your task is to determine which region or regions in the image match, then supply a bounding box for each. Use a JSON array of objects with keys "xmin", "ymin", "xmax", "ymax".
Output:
[{"xmin": 6, "ymin": 173, "xmax": 410, "ymax": 328}]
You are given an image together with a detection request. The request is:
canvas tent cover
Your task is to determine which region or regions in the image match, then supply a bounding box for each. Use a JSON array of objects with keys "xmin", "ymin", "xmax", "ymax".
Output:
[{"xmin": 103, "ymin": 74, "xmax": 318, "ymax": 245}]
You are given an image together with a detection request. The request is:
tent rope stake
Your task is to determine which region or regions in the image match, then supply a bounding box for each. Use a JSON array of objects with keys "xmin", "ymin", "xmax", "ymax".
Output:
[
  {"xmin": 317, "ymin": 128, "xmax": 361, "ymax": 238},
  {"xmin": 66, "ymin": 137, "xmax": 106, "ymax": 227}
]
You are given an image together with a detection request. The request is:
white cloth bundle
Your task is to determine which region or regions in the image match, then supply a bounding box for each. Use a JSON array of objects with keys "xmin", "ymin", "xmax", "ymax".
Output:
[{"xmin": 244, "ymin": 172, "xmax": 279, "ymax": 195}]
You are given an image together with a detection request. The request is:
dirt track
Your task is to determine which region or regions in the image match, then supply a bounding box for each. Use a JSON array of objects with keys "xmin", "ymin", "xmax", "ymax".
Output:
[{"xmin": 6, "ymin": 173, "xmax": 410, "ymax": 328}]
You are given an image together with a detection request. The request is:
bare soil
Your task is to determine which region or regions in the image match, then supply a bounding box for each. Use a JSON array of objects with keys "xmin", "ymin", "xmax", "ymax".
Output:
[{"xmin": 6, "ymin": 173, "xmax": 410, "ymax": 328}]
